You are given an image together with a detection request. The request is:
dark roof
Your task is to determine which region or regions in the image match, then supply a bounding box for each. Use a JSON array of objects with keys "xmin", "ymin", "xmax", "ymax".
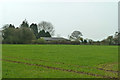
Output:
[{"xmin": 41, "ymin": 37, "xmax": 69, "ymax": 41}]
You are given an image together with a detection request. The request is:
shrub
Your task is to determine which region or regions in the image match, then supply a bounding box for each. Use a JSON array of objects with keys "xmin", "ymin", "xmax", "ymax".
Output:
[{"xmin": 33, "ymin": 38, "xmax": 46, "ymax": 44}]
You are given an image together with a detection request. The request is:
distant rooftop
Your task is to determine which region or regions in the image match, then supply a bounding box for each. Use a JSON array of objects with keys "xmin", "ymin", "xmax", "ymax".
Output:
[{"xmin": 41, "ymin": 37, "xmax": 69, "ymax": 41}]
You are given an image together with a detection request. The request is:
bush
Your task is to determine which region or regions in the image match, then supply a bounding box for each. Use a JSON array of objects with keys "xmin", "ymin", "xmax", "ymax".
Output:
[
  {"xmin": 2, "ymin": 27, "xmax": 36, "ymax": 44},
  {"xmin": 71, "ymin": 41, "xmax": 80, "ymax": 45},
  {"xmin": 32, "ymin": 38, "xmax": 46, "ymax": 44}
]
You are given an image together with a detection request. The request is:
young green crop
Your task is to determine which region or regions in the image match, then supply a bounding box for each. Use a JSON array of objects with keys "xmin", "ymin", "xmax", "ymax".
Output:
[{"xmin": 2, "ymin": 44, "xmax": 118, "ymax": 78}]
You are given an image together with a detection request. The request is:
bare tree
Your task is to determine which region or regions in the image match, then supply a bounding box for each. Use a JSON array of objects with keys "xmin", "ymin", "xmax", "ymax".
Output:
[
  {"xmin": 88, "ymin": 39, "xmax": 93, "ymax": 44},
  {"xmin": 38, "ymin": 21, "xmax": 55, "ymax": 36},
  {"xmin": 2, "ymin": 24, "xmax": 10, "ymax": 29},
  {"xmin": 69, "ymin": 31, "xmax": 83, "ymax": 41}
]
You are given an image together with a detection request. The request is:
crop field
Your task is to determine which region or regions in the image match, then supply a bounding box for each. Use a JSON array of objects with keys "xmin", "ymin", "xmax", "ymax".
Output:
[{"xmin": 2, "ymin": 44, "xmax": 118, "ymax": 78}]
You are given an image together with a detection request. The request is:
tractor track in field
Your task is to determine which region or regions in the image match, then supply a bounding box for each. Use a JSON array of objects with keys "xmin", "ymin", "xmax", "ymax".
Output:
[
  {"xmin": 3, "ymin": 56, "xmax": 118, "ymax": 73},
  {"xmin": 1, "ymin": 59, "xmax": 117, "ymax": 79}
]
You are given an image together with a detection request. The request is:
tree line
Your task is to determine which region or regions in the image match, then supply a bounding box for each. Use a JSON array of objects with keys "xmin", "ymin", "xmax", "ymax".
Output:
[
  {"xmin": 1, "ymin": 20, "xmax": 119, "ymax": 45},
  {"xmin": 2, "ymin": 20, "xmax": 54, "ymax": 44},
  {"xmin": 69, "ymin": 30, "xmax": 119, "ymax": 45}
]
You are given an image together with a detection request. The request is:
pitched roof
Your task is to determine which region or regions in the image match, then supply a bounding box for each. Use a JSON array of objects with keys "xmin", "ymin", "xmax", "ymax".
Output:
[{"xmin": 41, "ymin": 37, "xmax": 69, "ymax": 41}]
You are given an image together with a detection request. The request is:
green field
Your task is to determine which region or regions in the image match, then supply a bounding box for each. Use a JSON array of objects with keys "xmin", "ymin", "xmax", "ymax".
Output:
[{"xmin": 2, "ymin": 44, "xmax": 118, "ymax": 78}]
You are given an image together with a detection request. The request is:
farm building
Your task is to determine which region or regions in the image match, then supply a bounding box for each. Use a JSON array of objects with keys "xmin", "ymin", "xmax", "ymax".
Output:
[{"xmin": 41, "ymin": 37, "xmax": 70, "ymax": 41}]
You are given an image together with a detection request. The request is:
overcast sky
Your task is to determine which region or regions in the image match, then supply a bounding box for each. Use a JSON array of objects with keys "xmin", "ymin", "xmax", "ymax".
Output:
[{"xmin": 0, "ymin": 0, "xmax": 118, "ymax": 41}]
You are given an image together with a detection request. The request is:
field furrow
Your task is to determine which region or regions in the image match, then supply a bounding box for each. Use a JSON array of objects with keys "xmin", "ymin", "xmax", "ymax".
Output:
[
  {"xmin": 3, "ymin": 55, "xmax": 118, "ymax": 73},
  {"xmin": 2, "ymin": 45, "xmax": 118, "ymax": 78},
  {"xmin": 1, "ymin": 59, "xmax": 117, "ymax": 79}
]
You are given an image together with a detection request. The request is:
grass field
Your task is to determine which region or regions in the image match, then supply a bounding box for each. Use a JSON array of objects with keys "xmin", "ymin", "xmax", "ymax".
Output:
[{"xmin": 2, "ymin": 44, "xmax": 118, "ymax": 78}]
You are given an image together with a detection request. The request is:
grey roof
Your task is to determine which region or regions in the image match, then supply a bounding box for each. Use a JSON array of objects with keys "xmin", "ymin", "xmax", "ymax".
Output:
[{"xmin": 41, "ymin": 37, "xmax": 69, "ymax": 41}]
